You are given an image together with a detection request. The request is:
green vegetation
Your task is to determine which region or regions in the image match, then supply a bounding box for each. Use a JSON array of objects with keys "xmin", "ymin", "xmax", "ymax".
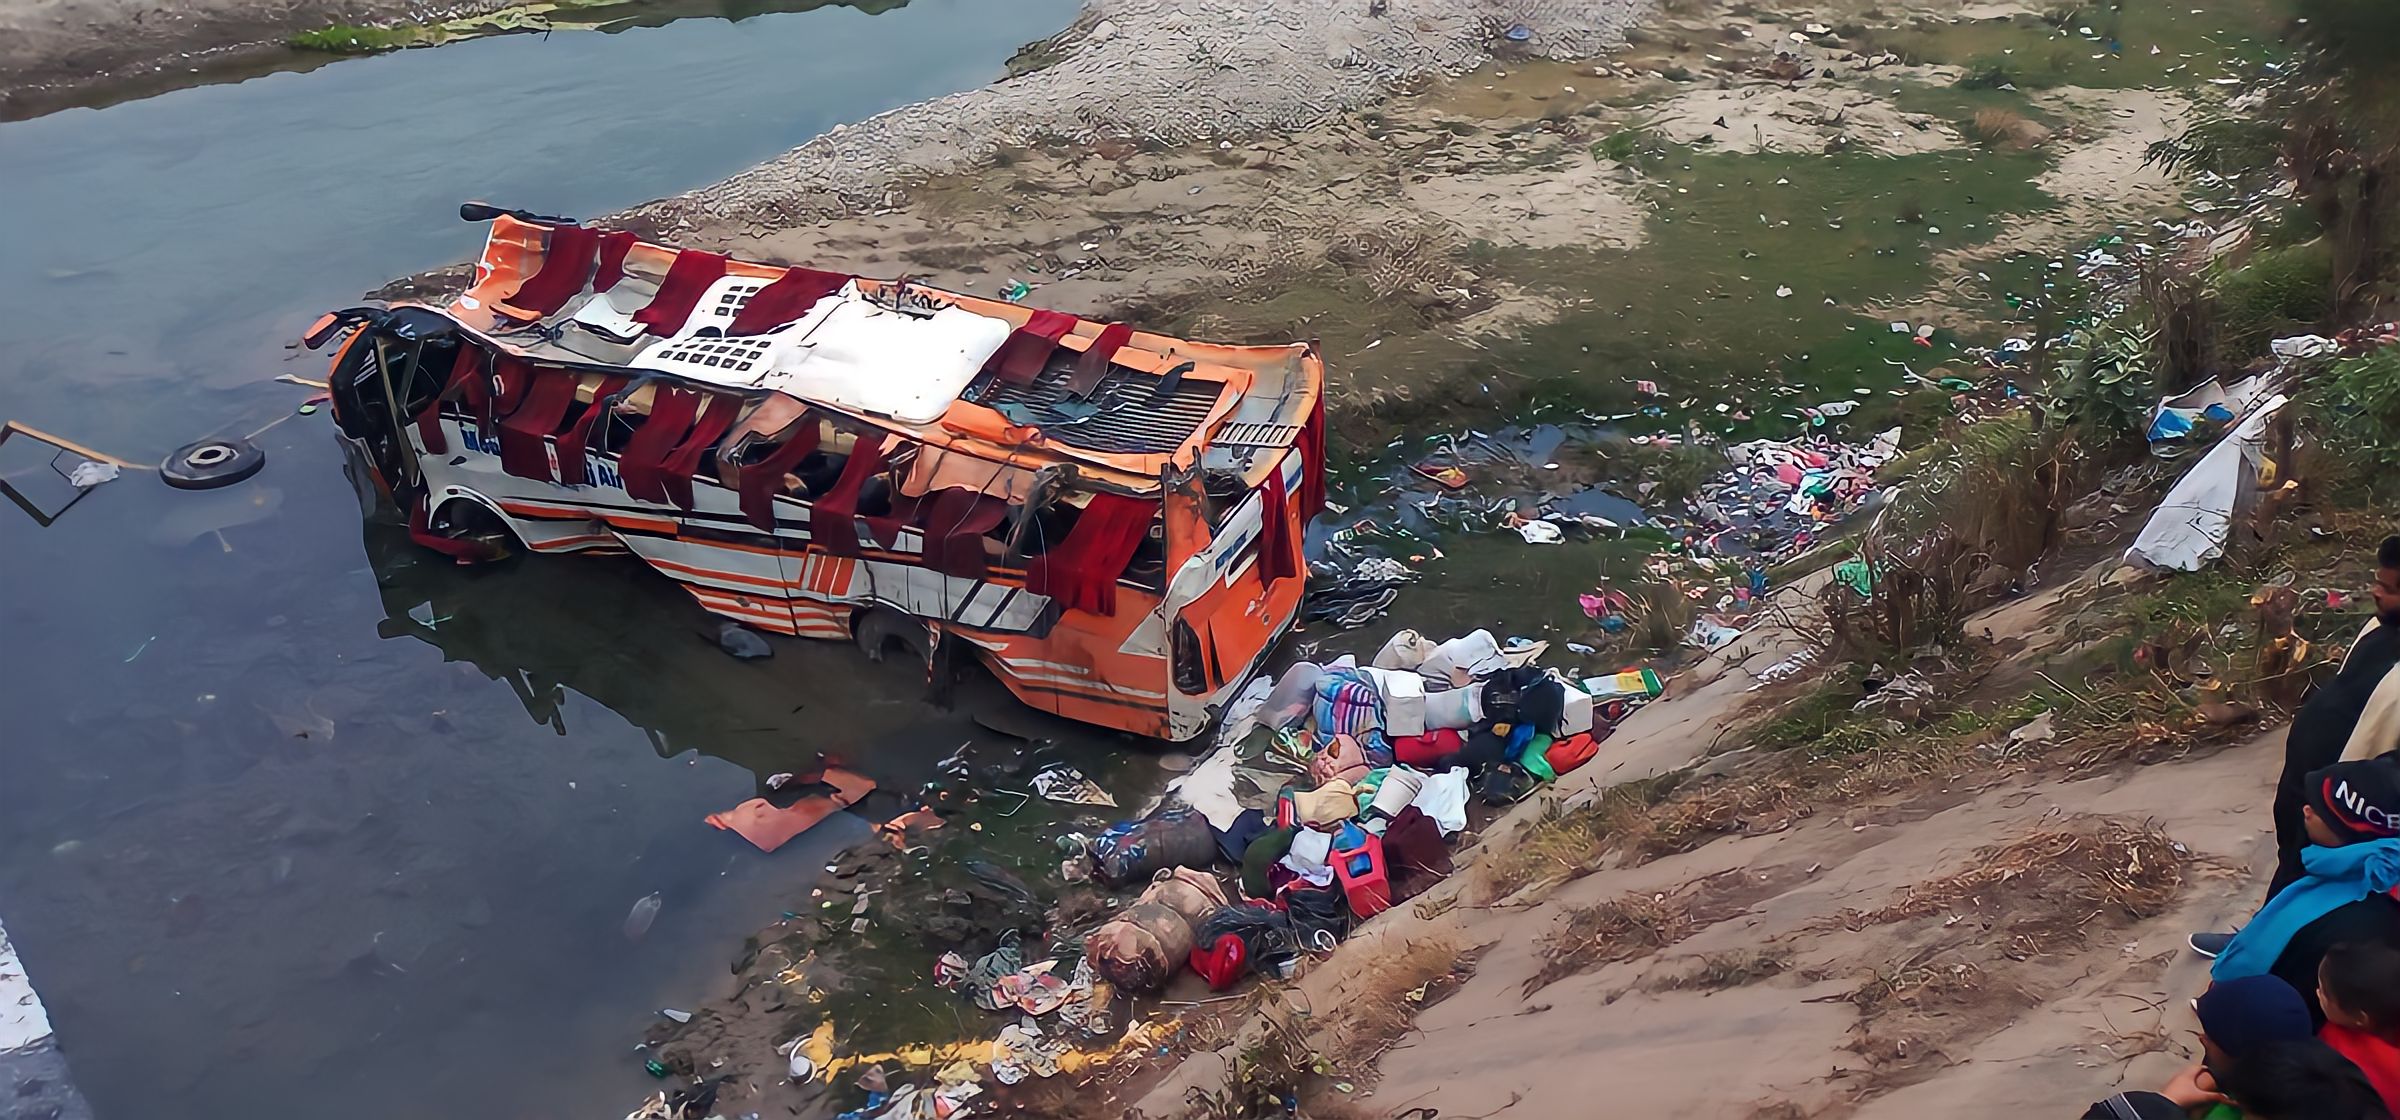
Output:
[
  {"xmin": 1889, "ymin": 81, "xmax": 2064, "ymax": 132},
  {"xmin": 1467, "ymin": 143, "xmax": 2054, "ymax": 427},
  {"xmin": 287, "ymin": 23, "xmax": 427, "ymax": 52},
  {"xmin": 2216, "ymin": 242, "xmax": 2334, "ymax": 357},
  {"xmin": 2312, "ymin": 347, "xmax": 2400, "ymax": 489},
  {"xmin": 1591, "ymin": 126, "xmax": 1649, "ymax": 162},
  {"xmin": 1865, "ymin": 0, "xmax": 2295, "ymax": 91}
]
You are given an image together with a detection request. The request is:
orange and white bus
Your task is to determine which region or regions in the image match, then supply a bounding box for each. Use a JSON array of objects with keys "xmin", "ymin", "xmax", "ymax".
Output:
[{"xmin": 310, "ymin": 207, "xmax": 1323, "ymax": 742}]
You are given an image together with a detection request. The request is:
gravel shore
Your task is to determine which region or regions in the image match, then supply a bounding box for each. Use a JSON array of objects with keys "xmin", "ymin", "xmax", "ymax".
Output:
[{"xmin": 645, "ymin": 0, "xmax": 1653, "ymax": 229}]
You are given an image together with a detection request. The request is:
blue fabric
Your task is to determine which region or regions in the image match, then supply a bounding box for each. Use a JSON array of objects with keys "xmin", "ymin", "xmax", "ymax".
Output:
[{"xmin": 2213, "ymin": 839, "xmax": 2400, "ymax": 980}]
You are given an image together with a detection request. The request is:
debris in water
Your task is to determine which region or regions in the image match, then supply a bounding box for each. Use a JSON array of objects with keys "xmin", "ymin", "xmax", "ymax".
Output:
[
  {"xmin": 624, "ymin": 892, "xmax": 663, "ymax": 941},
  {"xmin": 716, "ymin": 622, "xmax": 771, "ymax": 660},
  {"xmin": 1031, "ymin": 767, "xmax": 1116, "ymax": 806},
  {"xmin": 660, "ymin": 1008, "xmax": 692, "ymax": 1023}
]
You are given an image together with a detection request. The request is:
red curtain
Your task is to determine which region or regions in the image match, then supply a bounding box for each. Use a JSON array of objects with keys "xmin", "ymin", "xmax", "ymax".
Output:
[
  {"xmin": 418, "ymin": 345, "xmax": 487, "ymax": 455},
  {"xmin": 1026, "ymin": 493, "xmax": 1157, "ymax": 615},
  {"xmin": 921, "ymin": 488, "xmax": 1009, "ymax": 580},
  {"xmin": 619, "ymin": 387, "xmax": 703, "ymax": 504},
  {"xmin": 555, "ymin": 375, "xmax": 629, "ymax": 486},
  {"xmin": 632, "ymin": 250, "xmax": 729, "ymax": 337},
  {"xmin": 591, "ymin": 231, "xmax": 639, "ymax": 293},
  {"xmin": 729, "ymin": 267, "xmax": 849, "ymax": 335},
  {"xmin": 810, "ymin": 436, "xmax": 889, "ymax": 557},
  {"xmin": 987, "ymin": 310, "xmax": 1080, "ymax": 385},
  {"xmin": 507, "ymin": 225, "xmax": 600, "ymax": 318},
  {"xmin": 1257, "ymin": 467, "xmax": 1300, "ymax": 584},
  {"xmin": 1295, "ymin": 396, "xmax": 1326, "ymax": 520},
  {"xmin": 659, "ymin": 395, "xmax": 741, "ymax": 509},
  {"xmin": 1067, "ymin": 322, "xmax": 1134, "ymax": 397},
  {"xmin": 497, "ymin": 369, "xmax": 578, "ymax": 481},
  {"xmin": 738, "ymin": 420, "xmax": 820, "ymax": 532}
]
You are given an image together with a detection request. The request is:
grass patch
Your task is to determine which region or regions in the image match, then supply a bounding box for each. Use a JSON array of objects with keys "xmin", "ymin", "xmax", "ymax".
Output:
[
  {"xmin": 1643, "ymin": 948, "xmax": 1794, "ymax": 992},
  {"xmin": 1890, "ymin": 81, "xmax": 2065, "ymax": 132},
  {"xmin": 2216, "ymin": 240, "xmax": 2332, "ymax": 360},
  {"xmin": 287, "ymin": 23, "xmax": 426, "ymax": 52},
  {"xmin": 1862, "ymin": 0, "xmax": 2296, "ymax": 92},
  {"xmin": 1449, "ymin": 142, "xmax": 2054, "ymax": 433}
]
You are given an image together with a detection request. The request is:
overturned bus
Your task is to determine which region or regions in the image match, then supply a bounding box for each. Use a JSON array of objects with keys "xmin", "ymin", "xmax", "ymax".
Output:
[{"xmin": 311, "ymin": 209, "xmax": 1324, "ymax": 742}]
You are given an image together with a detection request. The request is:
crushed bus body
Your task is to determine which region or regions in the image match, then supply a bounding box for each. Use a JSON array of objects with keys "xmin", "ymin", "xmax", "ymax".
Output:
[{"xmin": 310, "ymin": 211, "xmax": 1323, "ymax": 742}]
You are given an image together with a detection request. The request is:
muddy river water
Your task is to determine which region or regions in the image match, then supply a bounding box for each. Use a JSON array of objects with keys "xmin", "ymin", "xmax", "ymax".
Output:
[{"xmin": 0, "ymin": 2, "xmax": 1106, "ymax": 1116}]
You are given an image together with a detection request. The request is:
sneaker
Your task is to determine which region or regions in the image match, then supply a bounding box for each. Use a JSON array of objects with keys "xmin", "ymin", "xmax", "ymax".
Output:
[{"xmin": 2188, "ymin": 931, "xmax": 2236, "ymax": 958}]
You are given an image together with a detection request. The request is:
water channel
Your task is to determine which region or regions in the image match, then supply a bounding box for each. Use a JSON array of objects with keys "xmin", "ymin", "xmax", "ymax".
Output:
[{"xmin": 0, "ymin": 2, "xmax": 1098, "ymax": 1115}]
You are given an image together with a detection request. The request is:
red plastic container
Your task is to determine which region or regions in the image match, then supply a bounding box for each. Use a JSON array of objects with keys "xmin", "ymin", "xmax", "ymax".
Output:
[{"xmin": 1331, "ymin": 831, "xmax": 1392, "ymax": 919}]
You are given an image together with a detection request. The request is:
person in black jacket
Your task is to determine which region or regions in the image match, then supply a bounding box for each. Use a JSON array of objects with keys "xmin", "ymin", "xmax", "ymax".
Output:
[{"xmin": 2194, "ymin": 536, "xmax": 2400, "ymax": 958}]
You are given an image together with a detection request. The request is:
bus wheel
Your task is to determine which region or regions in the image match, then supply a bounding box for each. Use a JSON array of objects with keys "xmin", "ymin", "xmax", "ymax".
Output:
[{"xmin": 853, "ymin": 606, "xmax": 929, "ymax": 665}]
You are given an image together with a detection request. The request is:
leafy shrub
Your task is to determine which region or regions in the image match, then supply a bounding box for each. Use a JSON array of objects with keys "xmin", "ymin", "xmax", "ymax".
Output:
[
  {"xmin": 2044, "ymin": 323, "xmax": 2156, "ymax": 449},
  {"xmin": 2215, "ymin": 242, "xmax": 2333, "ymax": 362},
  {"xmin": 2313, "ymin": 347, "xmax": 2400, "ymax": 489}
]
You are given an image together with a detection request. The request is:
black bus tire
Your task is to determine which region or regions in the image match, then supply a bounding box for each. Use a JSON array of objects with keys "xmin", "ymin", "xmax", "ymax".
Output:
[{"xmin": 161, "ymin": 439, "xmax": 266, "ymax": 490}]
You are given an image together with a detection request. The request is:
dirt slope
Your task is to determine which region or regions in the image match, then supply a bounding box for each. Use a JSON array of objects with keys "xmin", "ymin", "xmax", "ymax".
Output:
[{"xmin": 1137, "ymin": 564, "xmax": 2281, "ymax": 1118}]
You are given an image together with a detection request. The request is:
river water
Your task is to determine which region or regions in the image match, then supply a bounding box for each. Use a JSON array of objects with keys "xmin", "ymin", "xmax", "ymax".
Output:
[{"xmin": 0, "ymin": 2, "xmax": 1093, "ymax": 1116}]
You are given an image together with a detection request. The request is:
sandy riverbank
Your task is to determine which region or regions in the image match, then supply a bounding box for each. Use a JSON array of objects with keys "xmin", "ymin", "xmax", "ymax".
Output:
[{"xmin": 0, "ymin": 0, "xmax": 522, "ymax": 116}]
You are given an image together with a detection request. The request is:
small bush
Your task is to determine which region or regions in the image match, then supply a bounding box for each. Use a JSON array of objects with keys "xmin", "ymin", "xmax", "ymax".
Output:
[
  {"xmin": 1956, "ymin": 53, "xmax": 2062, "ymax": 91},
  {"xmin": 1592, "ymin": 129, "xmax": 1645, "ymax": 161},
  {"xmin": 2313, "ymin": 347, "xmax": 2400, "ymax": 493},
  {"xmin": 1971, "ymin": 107, "xmax": 2048, "ymax": 149},
  {"xmin": 2215, "ymin": 242, "xmax": 2333, "ymax": 362}
]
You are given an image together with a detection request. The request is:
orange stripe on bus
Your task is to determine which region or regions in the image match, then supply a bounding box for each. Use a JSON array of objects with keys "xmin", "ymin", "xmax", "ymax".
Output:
[{"xmin": 647, "ymin": 556, "xmax": 789, "ymax": 591}]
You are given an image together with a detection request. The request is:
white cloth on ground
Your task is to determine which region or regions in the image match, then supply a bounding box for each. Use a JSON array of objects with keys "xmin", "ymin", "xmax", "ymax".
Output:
[{"xmin": 1411, "ymin": 767, "xmax": 1471, "ymax": 834}]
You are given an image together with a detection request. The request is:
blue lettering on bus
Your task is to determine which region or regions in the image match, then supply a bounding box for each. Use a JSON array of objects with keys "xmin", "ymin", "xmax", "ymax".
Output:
[{"xmin": 453, "ymin": 422, "xmax": 622, "ymax": 490}]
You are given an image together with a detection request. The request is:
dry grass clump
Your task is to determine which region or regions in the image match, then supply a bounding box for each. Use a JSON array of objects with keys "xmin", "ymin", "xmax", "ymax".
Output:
[
  {"xmin": 1830, "ymin": 818, "xmax": 2184, "ymax": 957},
  {"xmin": 1524, "ymin": 892, "xmax": 1700, "ymax": 996},
  {"xmin": 1183, "ymin": 936, "xmax": 1476, "ymax": 1120},
  {"xmin": 1642, "ymin": 949, "xmax": 1795, "ymax": 993},
  {"xmin": 1971, "ymin": 106, "xmax": 2050, "ymax": 149}
]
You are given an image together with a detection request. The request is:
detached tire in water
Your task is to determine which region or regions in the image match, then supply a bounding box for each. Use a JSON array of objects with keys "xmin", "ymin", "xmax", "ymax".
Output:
[{"xmin": 161, "ymin": 438, "xmax": 266, "ymax": 490}]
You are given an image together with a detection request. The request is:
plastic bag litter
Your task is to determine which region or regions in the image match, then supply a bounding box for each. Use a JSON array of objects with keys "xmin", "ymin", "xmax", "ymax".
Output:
[
  {"xmin": 1515, "ymin": 519, "xmax": 1564, "ymax": 544},
  {"xmin": 1031, "ymin": 767, "xmax": 1115, "ymax": 807},
  {"xmin": 67, "ymin": 461, "xmax": 118, "ymax": 488},
  {"xmin": 991, "ymin": 1021, "xmax": 1069, "ymax": 1084},
  {"xmin": 1372, "ymin": 630, "xmax": 1437, "ymax": 672},
  {"xmin": 1191, "ymin": 903, "xmax": 1299, "ymax": 987},
  {"xmin": 623, "ymin": 892, "xmax": 662, "ymax": 941}
]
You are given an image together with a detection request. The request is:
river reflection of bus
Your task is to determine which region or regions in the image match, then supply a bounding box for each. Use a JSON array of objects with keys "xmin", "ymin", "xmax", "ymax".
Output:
[{"xmin": 353, "ymin": 507, "xmax": 1121, "ymax": 802}]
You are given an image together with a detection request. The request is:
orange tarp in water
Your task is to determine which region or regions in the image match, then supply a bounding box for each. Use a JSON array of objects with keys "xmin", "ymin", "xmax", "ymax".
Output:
[{"xmin": 707, "ymin": 768, "xmax": 877, "ymax": 852}]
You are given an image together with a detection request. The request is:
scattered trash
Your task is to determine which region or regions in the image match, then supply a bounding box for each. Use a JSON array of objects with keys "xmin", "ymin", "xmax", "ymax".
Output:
[
  {"xmin": 2006, "ymin": 711, "xmax": 2058, "ymax": 749},
  {"xmin": 1031, "ymin": 766, "xmax": 1116, "ymax": 807},
  {"xmin": 1514, "ymin": 519, "xmax": 1563, "ymax": 544},
  {"xmin": 715, "ymin": 622, "xmax": 772, "ymax": 660},
  {"xmin": 2125, "ymin": 394, "xmax": 2292, "ymax": 571},
  {"xmin": 0, "ymin": 420, "xmax": 149, "ymax": 526},
  {"xmin": 623, "ymin": 892, "xmax": 663, "ymax": 941},
  {"xmin": 707, "ymin": 769, "xmax": 877, "ymax": 852},
  {"xmin": 66, "ymin": 461, "xmax": 119, "ymax": 488}
]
